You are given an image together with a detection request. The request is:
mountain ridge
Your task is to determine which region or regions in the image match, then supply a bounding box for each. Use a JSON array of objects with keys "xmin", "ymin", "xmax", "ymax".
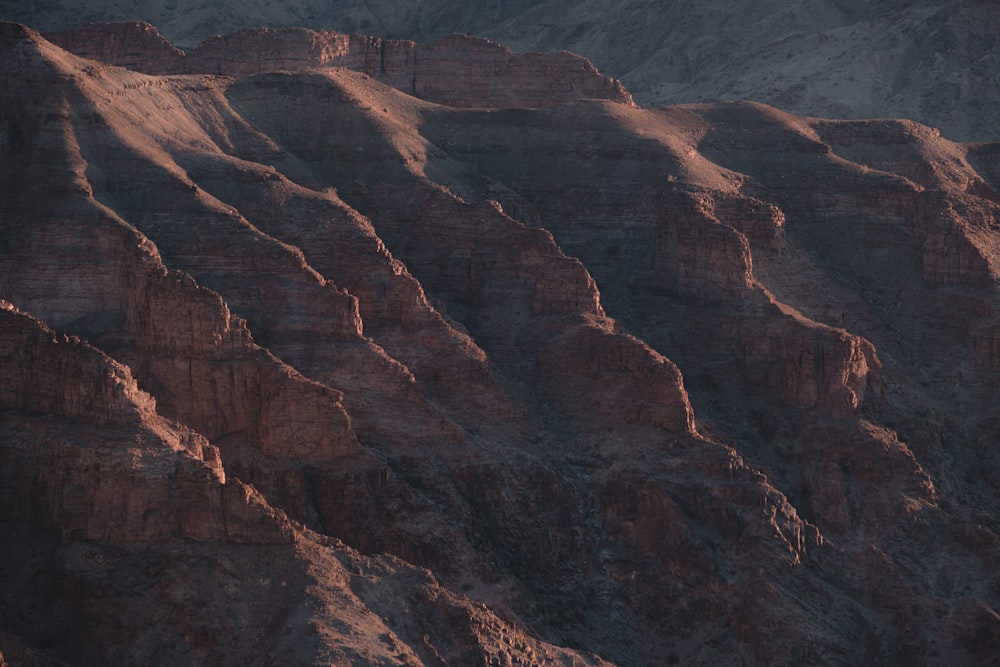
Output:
[{"xmin": 3, "ymin": 0, "xmax": 999, "ymax": 140}]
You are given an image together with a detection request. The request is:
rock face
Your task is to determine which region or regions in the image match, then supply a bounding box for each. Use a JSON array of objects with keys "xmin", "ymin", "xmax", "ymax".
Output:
[
  {"xmin": 43, "ymin": 22, "xmax": 633, "ymax": 109},
  {"xmin": 5, "ymin": 1, "xmax": 1000, "ymax": 140},
  {"xmin": 190, "ymin": 28, "xmax": 634, "ymax": 109},
  {"xmin": 0, "ymin": 299, "xmax": 294, "ymax": 545},
  {"xmin": 43, "ymin": 21, "xmax": 185, "ymax": 73},
  {"xmin": 0, "ymin": 302, "xmax": 603, "ymax": 664},
  {"xmin": 2, "ymin": 20, "xmax": 1000, "ymax": 667}
]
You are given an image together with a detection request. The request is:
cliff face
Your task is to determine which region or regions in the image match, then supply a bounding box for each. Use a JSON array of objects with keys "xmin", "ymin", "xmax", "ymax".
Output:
[
  {"xmin": 43, "ymin": 21, "xmax": 633, "ymax": 109},
  {"xmin": 0, "ymin": 311, "xmax": 604, "ymax": 667},
  {"xmin": 6, "ymin": 1, "xmax": 1000, "ymax": 141},
  {"xmin": 192, "ymin": 28, "xmax": 634, "ymax": 109},
  {"xmin": 0, "ymin": 299, "xmax": 294, "ymax": 545},
  {"xmin": 2, "ymin": 21, "xmax": 1000, "ymax": 667},
  {"xmin": 43, "ymin": 21, "xmax": 185, "ymax": 73}
]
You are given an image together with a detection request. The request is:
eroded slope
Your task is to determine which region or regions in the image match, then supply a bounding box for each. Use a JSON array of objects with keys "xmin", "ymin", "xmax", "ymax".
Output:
[{"xmin": 2, "ymin": 22, "xmax": 999, "ymax": 667}]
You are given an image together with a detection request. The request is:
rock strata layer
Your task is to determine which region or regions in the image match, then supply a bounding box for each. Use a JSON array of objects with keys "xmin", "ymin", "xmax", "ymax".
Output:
[
  {"xmin": 45, "ymin": 21, "xmax": 634, "ymax": 109},
  {"xmin": 7, "ymin": 1, "xmax": 1000, "ymax": 141}
]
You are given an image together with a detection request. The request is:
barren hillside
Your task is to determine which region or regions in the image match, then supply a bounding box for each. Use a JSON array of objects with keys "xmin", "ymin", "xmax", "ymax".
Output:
[
  {"xmin": 1, "ymin": 21, "xmax": 999, "ymax": 666},
  {"xmin": 2, "ymin": 0, "xmax": 999, "ymax": 140}
]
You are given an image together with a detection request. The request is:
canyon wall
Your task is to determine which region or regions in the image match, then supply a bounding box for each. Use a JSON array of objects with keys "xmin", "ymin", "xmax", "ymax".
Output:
[{"xmin": 1, "ymin": 21, "xmax": 999, "ymax": 667}]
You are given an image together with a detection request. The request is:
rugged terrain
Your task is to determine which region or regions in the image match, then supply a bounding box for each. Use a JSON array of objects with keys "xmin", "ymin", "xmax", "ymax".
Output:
[
  {"xmin": 2, "ymin": 20, "xmax": 1000, "ymax": 666},
  {"xmin": 2, "ymin": 0, "xmax": 999, "ymax": 141}
]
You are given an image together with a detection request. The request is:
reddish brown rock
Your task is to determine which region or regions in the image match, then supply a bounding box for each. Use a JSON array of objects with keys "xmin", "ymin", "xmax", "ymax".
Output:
[
  {"xmin": 390, "ymin": 89, "xmax": 1000, "ymax": 662},
  {"xmin": 1, "ymin": 22, "xmax": 463, "ymax": 458},
  {"xmin": 914, "ymin": 192, "xmax": 999, "ymax": 289},
  {"xmin": 3, "ymin": 21, "xmax": 1000, "ymax": 667},
  {"xmin": 41, "ymin": 22, "xmax": 634, "ymax": 110},
  {"xmin": 192, "ymin": 28, "xmax": 634, "ymax": 109},
  {"xmin": 0, "ymin": 301, "xmax": 294, "ymax": 545},
  {"xmin": 0, "ymin": 301, "xmax": 154, "ymax": 427},
  {"xmin": 735, "ymin": 297, "xmax": 881, "ymax": 414},
  {"xmin": 653, "ymin": 189, "xmax": 756, "ymax": 292},
  {"xmin": 176, "ymin": 150, "xmax": 526, "ymax": 437},
  {"xmin": 537, "ymin": 317, "xmax": 695, "ymax": 434},
  {"xmin": 0, "ymin": 302, "xmax": 610, "ymax": 666},
  {"xmin": 218, "ymin": 68, "xmax": 701, "ymax": 447},
  {"xmin": 44, "ymin": 21, "xmax": 185, "ymax": 73},
  {"xmin": 0, "ymin": 68, "xmax": 361, "ymax": 468},
  {"xmin": 711, "ymin": 192, "xmax": 786, "ymax": 251}
]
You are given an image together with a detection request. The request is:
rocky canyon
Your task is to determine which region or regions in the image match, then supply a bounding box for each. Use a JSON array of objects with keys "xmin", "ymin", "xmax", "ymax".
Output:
[
  {"xmin": 1, "ymin": 18, "xmax": 999, "ymax": 667},
  {"xmin": 2, "ymin": 0, "xmax": 998, "ymax": 142}
]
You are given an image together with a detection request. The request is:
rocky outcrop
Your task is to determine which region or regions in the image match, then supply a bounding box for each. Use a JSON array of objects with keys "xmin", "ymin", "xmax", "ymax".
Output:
[
  {"xmin": 0, "ymin": 297, "xmax": 609, "ymax": 664},
  {"xmin": 44, "ymin": 21, "xmax": 185, "ymax": 73},
  {"xmin": 176, "ymin": 153, "xmax": 521, "ymax": 434},
  {"xmin": 537, "ymin": 318, "xmax": 695, "ymax": 434},
  {"xmin": 41, "ymin": 22, "xmax": 634, "ymax": 110},
  {"xmin": 653, "ymin": 189, "xmax": 756, "ymax": 292},
  {"xmin": 0, "ymin": 301, "xmax": 154, "ymax": 427},
  {"xmin": 0, "ymin": 301, "xmax": 295, "ymax": 545},
  {"xmin": 0, "ymin": 67, "xmax": 361, "ymax": 469},
  {"xmin": 711, "ymin": 193, "xmax": 786, "ymax": 251},
  {"xmin": 220, "ymin": 65, "xmax": 695, "ymax": 445},
  {"xmin": 914, "ymin": 192, "xmax": 999, "ymax": 289},
  {"xmin": 717, "ymin": 299, "xmax": 882, "ymax": 415},
  {"xmin": 382, "ymin": 77, "xmax": 1000, "ymax": 662},
  {"xmin": 193, "ymin": 28, "xmax": 634, "ymax": 109}
]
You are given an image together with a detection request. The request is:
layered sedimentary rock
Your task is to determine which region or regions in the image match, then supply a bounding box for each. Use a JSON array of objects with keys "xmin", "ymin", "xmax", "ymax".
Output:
[
  {"xmin": 192, "ymin": 28, "xmax": 634, "ymax": 109},
  {"xmin": 8, "ymin": 1, "xmax": 1000, "ymax": 141},
  {"xmin": 44, "ymin": 21, "xmax": 633, "ymax": 109},
  {"xmin": 0, "ymin": 300, "xmax": 292, "ymax": 545},
  {"xmin": 2, "ymin": 20, "xmax": 1000, "ymax": 667},
  {"xmin": 43, "ymin": 21, "xmax": 185, "ymax": 73},
  {"xmin": 0, "ymin": 307, "xmax": 608, "ymax": 666}
]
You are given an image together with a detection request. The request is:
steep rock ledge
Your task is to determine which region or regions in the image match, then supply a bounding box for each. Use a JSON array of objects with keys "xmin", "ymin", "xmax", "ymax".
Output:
[
  {"xmin": 224, "ymin": 68, "xmax": 698, "ymax": 439},
  {"xmin": 42, "ymin": 21, "xmax": 634, "ymax": 110},
  {"xmin": 44, "ymin": 21, "xmax": 185, "ymax": 73},
  {"xmin": 0, "ymin": 301, "xmax": 294, "ymax": 546}
]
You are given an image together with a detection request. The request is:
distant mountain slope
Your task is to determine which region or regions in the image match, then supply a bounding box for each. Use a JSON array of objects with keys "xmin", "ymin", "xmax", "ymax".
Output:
[
  {"xmin": 2, "ymin": 0, "xmax": 999, "ymax": 140},
  {"xmin": 488, "ymin": 0, "xmax": 1000, "ymax": 142}
]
